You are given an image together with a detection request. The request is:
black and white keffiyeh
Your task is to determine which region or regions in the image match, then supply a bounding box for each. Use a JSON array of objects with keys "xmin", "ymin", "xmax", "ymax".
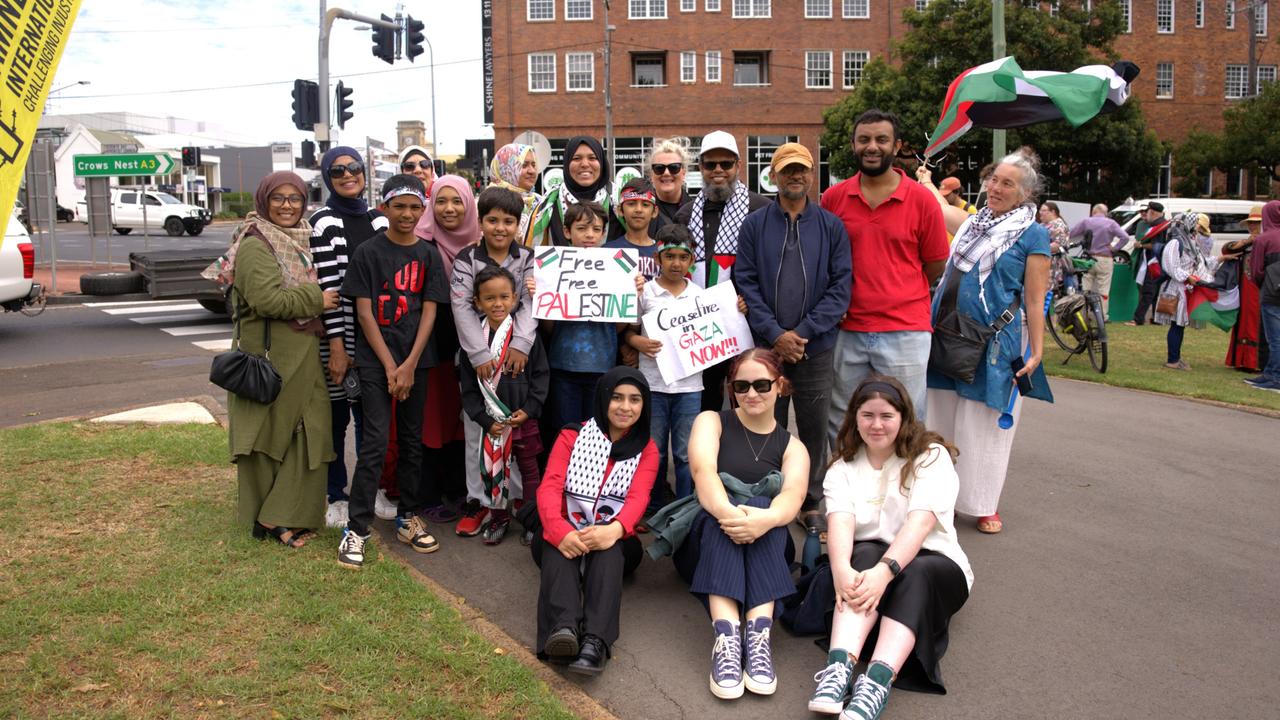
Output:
[
  {"xmin": 563, "ymin": 419, "xmax": 642, "ymax": 530},
  {"xmin": 950, "ymin": 203, "xmax": 1037, "ymax": 288},
  {"xmin": 690, "ymin": 181, "xmax": 751, "ymax": 259}
]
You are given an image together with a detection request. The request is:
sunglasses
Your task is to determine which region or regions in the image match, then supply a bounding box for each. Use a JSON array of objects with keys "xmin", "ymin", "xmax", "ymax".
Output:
[
  {"xmin": 731, "ymin": 378, "xmax": 775, "ymax": 395},
  {"xmin": 651, "ymin": 162, "xmax": 684, "ymax": 176},
  {"xmin": 701, "ymin": 160, "xmax": 737, "ymax": 171},
  {"xmin": 401, "ymin": 160, "xmax": 433, "ymax": 172},
  {"xmin": 327, "ymin": 162, "xmax": 365, "ymax": 179}
]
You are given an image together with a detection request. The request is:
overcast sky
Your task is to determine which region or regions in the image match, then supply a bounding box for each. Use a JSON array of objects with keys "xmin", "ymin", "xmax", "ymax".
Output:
[{"xmin": 49, "ymin": 0, "xmax": 487, "ymax": 154}]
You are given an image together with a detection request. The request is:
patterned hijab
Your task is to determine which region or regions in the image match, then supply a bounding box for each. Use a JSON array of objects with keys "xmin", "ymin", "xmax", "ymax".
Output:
[
  {"xmin": 415, "ymin": 174, "xmax": 479, "ymax": 278},
  {"xmin": 201, "ymin": 172, "xmax": 316, "ymax": 294},
  {"xmin": 489, "ymin": 143, "xmax": 537, "ymax": 194}
]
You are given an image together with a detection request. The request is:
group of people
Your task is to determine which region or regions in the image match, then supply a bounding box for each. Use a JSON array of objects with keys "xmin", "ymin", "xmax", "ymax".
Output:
[{"xmin": 213, "ymin": 108, "xmax": 1061, "ymax": 719}]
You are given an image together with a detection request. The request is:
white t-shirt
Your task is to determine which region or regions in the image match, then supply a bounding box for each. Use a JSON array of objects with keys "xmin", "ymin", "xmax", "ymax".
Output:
[
  {"xmin": 823, "ymin": 443, "xmax": 973, "ymax": 590},
  {"xmin": 636, "ymin": 279, "xmax": 704, "ymax": 394}
]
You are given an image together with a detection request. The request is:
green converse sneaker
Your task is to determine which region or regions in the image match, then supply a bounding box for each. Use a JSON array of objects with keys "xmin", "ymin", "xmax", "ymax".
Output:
[
  {"xmin": 840, "ymin": 660, "xmax": 893, "ymax": 720},
  {"xmin": 808, "ymin": 656, "xmax": 854, "ymax": 714}
]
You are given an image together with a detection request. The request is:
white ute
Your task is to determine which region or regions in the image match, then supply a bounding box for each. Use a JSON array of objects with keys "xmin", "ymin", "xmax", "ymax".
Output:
[
  {"xmin": 1, "ymin": 211, "xmax": 43, "ymax": 314},
  {"xmin": 110, "ymin": 188, "xmax": 211, "ymax": 237}
]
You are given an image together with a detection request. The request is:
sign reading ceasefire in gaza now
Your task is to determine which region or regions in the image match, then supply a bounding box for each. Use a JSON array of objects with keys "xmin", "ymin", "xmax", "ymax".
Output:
[{"xmin": 0, "ymin": 0, "xmax": 83, "ymax": 241}]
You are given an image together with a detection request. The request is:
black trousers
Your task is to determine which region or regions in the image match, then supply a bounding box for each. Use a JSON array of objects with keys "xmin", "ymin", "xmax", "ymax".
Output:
[
  {"xmin": 534, "ymin": 540, "xmax": 628, "ymax": 656},
  {"xmin": 1133, "ymin": 272, "xmax": 1163, "ymax": 324},
  {"xmin": 347, "ymin": 366, "xmax": 428, "ymax": 535},
  {"xmin": 701, "ymin": 360, "xmax": 730, "ymax": 412}
]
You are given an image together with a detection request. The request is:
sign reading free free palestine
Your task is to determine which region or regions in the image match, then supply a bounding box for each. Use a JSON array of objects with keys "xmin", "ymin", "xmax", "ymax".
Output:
[
  {"xmin": 533, "ymin": 246, "xmax": 639, "ymax": 322},
  {"xmin": 73, "ymin": 153, "xmax": 177, "ymax": 177}
]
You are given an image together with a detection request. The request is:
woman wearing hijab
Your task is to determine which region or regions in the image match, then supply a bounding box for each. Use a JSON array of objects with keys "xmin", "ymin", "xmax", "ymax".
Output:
[
  {"xmin": 1155, "ymin": 213, "xmax": 1236, "ymax": 371},
  {"xmin": 534, "ymin": 367, "xmax": 658, "ymax": 676},
  {"xmin": 488, "ymin": 142, "xmax": 541, "ymax": 242},
  {"xmin": 399, "ymin": 145, "xmax": 436, "ymax": 194},
  {"xmin": 310, "ymin": 146, "xmax": 390, "ymax": 527},
  {"xmin": 525, "ymin": 136, "xmax": 611, "ymax": 247},
  {"xmin": 203, "ymin": 172, "xmax": 339, "ymax": 547}
]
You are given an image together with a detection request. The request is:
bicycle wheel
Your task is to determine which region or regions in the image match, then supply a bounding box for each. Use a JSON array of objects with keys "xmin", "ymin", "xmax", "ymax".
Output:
[
  {"xmin": 1084, "ymin": 294, "xmax": 1108, "ymax": 373},
  {"xmin": 1046, "ymin": 307, "xmax": 1080, "ymax": 356}
]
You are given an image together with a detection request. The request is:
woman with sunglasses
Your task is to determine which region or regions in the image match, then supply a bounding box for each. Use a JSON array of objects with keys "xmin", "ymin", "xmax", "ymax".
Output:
[
  {"xmin": 648, "ymin": 137, "xmax": 692, "ymax": 224},
  {"xmin": 399, "ymin": 145, "xmax": 436, "ymax": 194},
  {"xmin": 310, "ymin": 146, "xmax": 391, "ymax": 528},
  {"xmin": 487, "ymin": 142, "xmax": 541, "ymax": 242},
  {"xmin": 525, "ymin": 136, "xmax": 611, "ymax": 247},
  {"xmin": 659, "ymin": 348, "xmax": 808, "ymax": 700}
]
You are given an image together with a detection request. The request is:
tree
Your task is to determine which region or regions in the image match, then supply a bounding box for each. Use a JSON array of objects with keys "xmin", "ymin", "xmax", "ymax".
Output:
[
  {"xmin": 1221, "ymin": 79, "xmax": 1280, "ymax": 184},
  {"xmin": 822, "ymin": 0, "xmax": 1163, "ymax": 205},
  {"xmin": 1171, "ymin": 129, "xmax": 1225, "ymax": 197}
]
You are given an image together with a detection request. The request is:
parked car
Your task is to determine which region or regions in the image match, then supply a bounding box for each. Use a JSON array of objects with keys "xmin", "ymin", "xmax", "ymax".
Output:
[
  {"xmin": 1111, "ymin": 197, "xmax": 1254, "ymax": 255},
  {"xmin": 1, "ymin": 211, "xmax": 42, "ymax": 313},
  {"xmin": 109, "ymin": 188, "xmax": 211, "ymax": 237}
]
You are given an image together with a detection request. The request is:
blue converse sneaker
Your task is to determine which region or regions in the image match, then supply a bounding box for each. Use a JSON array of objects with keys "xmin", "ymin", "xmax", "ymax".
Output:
[
  {"xmin": 708, "ymin": 619, "xmax": 743, "ymax": 700},
  {"xmin": 743, "ymin": 616, "xmax": 776, "ymax": 695},
  {"xmin": 841, "ymin": 661, "xmax": 894, "ymax": 720},
  {"xmin": 808, "ymin": 656, "xmax": 854, "ymax": 714},
  {"xmin": 337, "ymin": 527, "xmax": 369, "ymax": 570}
]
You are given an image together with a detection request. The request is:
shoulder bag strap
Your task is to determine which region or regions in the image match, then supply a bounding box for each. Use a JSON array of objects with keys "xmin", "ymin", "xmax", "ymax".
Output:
[
  {"xmin": 941, "ymin": 265, "xmax": 1022, "ymax": 332},
  {"xmin": 230, "ymin": 285, "xmax": 271, "ymax": 357}
]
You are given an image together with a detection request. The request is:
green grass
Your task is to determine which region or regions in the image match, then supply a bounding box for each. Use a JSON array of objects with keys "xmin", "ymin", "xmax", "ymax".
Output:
[
  {"xmin": 1042, "ymin": 321, "xmax": 1280, "ymax": 413},
  {"xmin": 0, "ymin": 423, "xmax": 578, "ymax": 720}
]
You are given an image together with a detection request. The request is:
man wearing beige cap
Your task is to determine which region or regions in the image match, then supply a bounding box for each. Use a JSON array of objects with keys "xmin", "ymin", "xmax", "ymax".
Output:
[{"xmin": 736, "ymin": 143, "xmax": 852, "ymax": 518}]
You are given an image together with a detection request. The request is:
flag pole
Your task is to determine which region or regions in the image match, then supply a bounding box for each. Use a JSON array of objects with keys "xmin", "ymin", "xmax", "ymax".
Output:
[{"xmin": 992, "ymin": 0, "xmax": 1006, "ymax": 162}]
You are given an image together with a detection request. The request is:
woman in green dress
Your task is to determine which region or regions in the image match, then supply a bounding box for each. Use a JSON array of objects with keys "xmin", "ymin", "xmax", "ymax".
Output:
[{"xmin": 205, "ymin": 171, "xmax": 339, "ymax": 547}]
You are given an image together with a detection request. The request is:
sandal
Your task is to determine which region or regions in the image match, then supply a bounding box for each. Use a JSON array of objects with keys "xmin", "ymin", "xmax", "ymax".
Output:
[
  {"xmin": 1163, "ymin": 360, "xmax": 1190, "ymax": 371},
  {"xmin": 254, "ymin": 522, "xmax": 306, "ymax": 548},
  {"xmin": 976, "ymin": 514, "xmax": 1003, "ymax": 534}
]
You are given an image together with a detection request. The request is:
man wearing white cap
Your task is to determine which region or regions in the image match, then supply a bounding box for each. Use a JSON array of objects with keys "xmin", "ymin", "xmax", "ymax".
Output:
[{"xmin": 675, "ymin": 129, "xmax": 771, "ymax": 410}]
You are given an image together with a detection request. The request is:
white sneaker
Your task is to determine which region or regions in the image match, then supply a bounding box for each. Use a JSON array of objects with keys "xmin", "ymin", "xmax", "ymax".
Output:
[
  {"xmin": 374, "ymin": 489, "xmax": 397, "ymax": 520},
  {"xmin": 337, "ymin": 527, "xmax": 369, "ymax": 570},
  {"xmin": 325, "ymin": 500, "xmax": 349, "ymax": 529}
]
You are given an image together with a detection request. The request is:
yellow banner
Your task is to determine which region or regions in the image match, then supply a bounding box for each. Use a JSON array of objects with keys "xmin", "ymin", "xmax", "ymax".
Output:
[{"xmin": 0, "ymin": 0, "xmax": 83, "ymax": 242}]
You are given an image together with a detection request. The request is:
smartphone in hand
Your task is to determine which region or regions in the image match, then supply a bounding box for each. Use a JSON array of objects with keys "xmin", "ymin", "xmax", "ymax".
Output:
[{"xmin": 1011, "ymin": 357, "xmax": 1034, "ymax": 395}]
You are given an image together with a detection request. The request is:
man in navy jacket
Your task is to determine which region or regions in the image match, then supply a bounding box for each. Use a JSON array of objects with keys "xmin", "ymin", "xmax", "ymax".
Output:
[{"xmin": 735, "ymin": 143, "xmax": 852, "ymax": 515}]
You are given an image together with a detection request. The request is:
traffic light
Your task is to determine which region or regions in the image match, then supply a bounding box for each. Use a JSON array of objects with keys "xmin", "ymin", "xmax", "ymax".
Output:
[
  {"xmin": 404, "ymin": 15, "xmax": 425, "ymax": 62},
  {"xmin": 181, "ymin": 146, "xmax": 200, "ymax": 167},
  {"xmin": 335, "ymin": 81, "xmax": 354, "ymax": 130},
  {"xmin": 291, "ymin": 79, "xmax": 318, "ymax": 131},
  {"xmin": 301, "ymin": 140, "xmax": 316, "ymax": 169},
  {"xmin": 371, "ymin": 13, "xmax": 396, "ymax": 64}
]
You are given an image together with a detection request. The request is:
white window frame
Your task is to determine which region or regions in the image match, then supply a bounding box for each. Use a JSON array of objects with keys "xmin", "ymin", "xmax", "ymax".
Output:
[
  {"xmin": 1225, "ymin": 64, "xmax": 1249, "ymax": 98},
  {"xmin": 1155, "ymin": 62, "xmax": 1174, "ymax": 99},
  {"xmin": 1259, "ymin": 64, "xmax": 1278, "ymax": 87},
  {"xmin": 1257, "ymin": 1, "xmax": 1269, "ymax": 35},
  {"xmin": 1156, "ymin": 0, "xmax": 1174, "ymax": 33},
  {"xmin": 1121, "ymin": 0, "xmax": 1132, "ymax": 33},
  {"xmin": 1227, "ymin": 0, "xmax": 1236, "ymax": 29},
  {"xmin": 706, "ymin": 50, "xmax": 722, "ymax": 82},
  {"xmin": 1195, "ymin": 0, "xmax": 1204, "ymax": 27},
  {"xmin": 681, "ymin": 51, "xmax": 697, "ymax": 83},
  {"xmin": 565, "ymin": 0, "xmax": 593, "ymax": 21},
  {"xmin": 681, "ymin": 0, "xmax": 697, "ymax": 10},
  {"xmin": 842, "ymin": 50, "xmax": 869, "ymax": 88},
  {"xmin": 915, "ymin": 0, "xmax": 928, "ymax": 11},
  {"xmin": 805, "ymin": 50, "xmax": 833, "ymax": 89},
  {"xmin": 805, "ymin": 0, "xmax": 832, "ymax": 18},
  {"xmin": 732, "ymin": 0, "xmax": 771, "ymax": 18},
  {"xmin": 705, "ymin": 0, "xmax": 721, "ymax": 10},
  {"xmin": 843, "ymin": 0, "xmax": 869, "ymax": 18},
  {"xmin": 528, "ymin": 0, "xmax": 555, "ymax": 21},
  {"xmin": 566, "ymin": 52, "xmax": 595, "ymax": 92},
  {"xmin": 630, "ymin": 0, "xmax": 668, "ymax": 19},
  {"xmin": 528, "ymin": 53, "xmax": 556, "ymax": 92}
]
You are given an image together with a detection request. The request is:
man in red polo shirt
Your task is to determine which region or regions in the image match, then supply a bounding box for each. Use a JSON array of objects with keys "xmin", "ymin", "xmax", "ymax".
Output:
[{"xmin": 820, "ymin": 109, "xmax": 949, "ymax": 439}]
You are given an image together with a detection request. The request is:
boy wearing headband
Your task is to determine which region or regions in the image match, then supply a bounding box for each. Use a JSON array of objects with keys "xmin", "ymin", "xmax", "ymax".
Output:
[
  {"xmin": 606, "ymin": 177, "xmax": 663, "ymax": 282},
  {"xmin": 338, "ymin": 174, "xmax": 450, "ymax": 570}
]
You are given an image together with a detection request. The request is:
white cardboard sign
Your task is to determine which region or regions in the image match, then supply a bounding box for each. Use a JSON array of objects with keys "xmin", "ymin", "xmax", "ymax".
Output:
[
  {"xmin": 532, "ymin": 246, "xmax": 640, "ymax": 322},
  {"xmin": 641, "ymin": 281, "xmax": 755, "ymax": 384}
]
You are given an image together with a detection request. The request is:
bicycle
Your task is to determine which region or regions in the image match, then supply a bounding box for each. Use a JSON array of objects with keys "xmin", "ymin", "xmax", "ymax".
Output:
[{"xmin": 1045, "ymin": 239, "xmax": 1108, "ymax": 373}]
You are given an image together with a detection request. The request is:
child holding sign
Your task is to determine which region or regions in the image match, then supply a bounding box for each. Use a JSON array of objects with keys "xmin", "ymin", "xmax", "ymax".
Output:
[
  {"xmin": 452, "ymin": 187, "xmax": 538, "ymax": 538},
  {"xmin": 459, "ymin": 266, "xmax": 550, "ymax": 545},
  {"xmin": 624, "ymin": 225, "xmax": 704, "ymax": 515}
]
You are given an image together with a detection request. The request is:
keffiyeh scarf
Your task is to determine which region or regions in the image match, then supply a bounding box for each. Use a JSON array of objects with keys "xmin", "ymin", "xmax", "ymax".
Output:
[
  {"xmin": 689, "ymin": 181, "xmax": 750, "ymax": 287},
  {"xmin": 478, "ymin": 315, "xmax": 516, "ymax": 508},
  {"xmin": 563, "ymin": 419, "xmax": 642, "ymax": 530},
  {"xmin": 950, "ymin": 204, "xmax": 1036, "ymax": 290}
]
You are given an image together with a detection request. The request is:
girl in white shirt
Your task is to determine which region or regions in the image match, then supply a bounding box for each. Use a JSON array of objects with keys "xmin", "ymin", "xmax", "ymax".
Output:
[{"xmin": 808, "ymin": 375, "xmax": 972, "ymax": 719}]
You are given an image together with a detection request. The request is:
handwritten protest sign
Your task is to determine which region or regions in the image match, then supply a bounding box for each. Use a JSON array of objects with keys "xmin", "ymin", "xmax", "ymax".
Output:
[
  {"xmin": 642, "ymin": 281, "xmax": 754, "ymax": 384},
  {"xmin": 533, "ymin": 246, "xmax": 639, "ymax": 322}
]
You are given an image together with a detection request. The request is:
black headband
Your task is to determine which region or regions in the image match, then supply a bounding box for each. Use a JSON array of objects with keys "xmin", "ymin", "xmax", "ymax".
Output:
[{"xmin": 857, "ymin": 381, "xmax": 903, "ymax": 404}]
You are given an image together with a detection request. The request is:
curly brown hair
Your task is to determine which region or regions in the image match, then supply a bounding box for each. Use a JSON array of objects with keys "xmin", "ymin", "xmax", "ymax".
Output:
[{"xmin": 830, "ymin": 375, "xmax": 958, "ymax": 494}]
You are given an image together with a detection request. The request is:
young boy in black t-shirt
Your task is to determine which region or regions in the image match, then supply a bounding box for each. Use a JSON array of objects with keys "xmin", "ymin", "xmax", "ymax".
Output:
[{"xmin": 338, "ymin": 174, "xmax": 449, "ymax": 570}]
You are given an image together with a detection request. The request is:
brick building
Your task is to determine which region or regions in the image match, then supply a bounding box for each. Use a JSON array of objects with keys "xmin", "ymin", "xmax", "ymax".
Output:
[{"xmin": 487, "ymin": 0, "xmax": 1277, "ymax": 197}]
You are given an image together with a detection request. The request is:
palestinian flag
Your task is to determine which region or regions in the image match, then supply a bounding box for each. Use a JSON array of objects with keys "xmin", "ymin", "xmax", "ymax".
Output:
[
  {"xmin": 614, "ymin": 249, "xmax": 638, "ymax": 273},
  {"xmin": 1188, "ymin": 285, "xmax": 1240, "ymax": 332},
  {"xmin": 536, "ymin": 247, "xmax": 559, "ymax": 268},
  {"xmin": 925, "ymin": 57, "xmax": 1139, "ymax": 157}
]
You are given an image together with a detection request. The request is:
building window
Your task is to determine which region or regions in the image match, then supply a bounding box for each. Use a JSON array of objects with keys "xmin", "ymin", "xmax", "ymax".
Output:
[
  {"xmin": 843, "ymin": 50, "xmax": 869, "ymax": 88},
  {"xmin": 681, "ymin": 51, "xmax": 697, "ymax": 82},
  {"xmin": 1260, "ymin": 65, "xmax": 1278, "ymax": 87},
  {"xmin": 915, "ymin": 0, "xmax": 928, "ymax": 10},
  {"xmin": 1120, "ymin": 0, "xmax": 1131, "ymax": 32},
  {"xmin": 843, "ymin": 0, "xmax": 869, "ymax": 18},
  {"xmin": 706, "ymin": 0, "xmax": 721, "ymax": 10},
  {"xmin": 630, "ymin": 0, "xmax": 667, "ymax": 19},
  {"xmin": 1154, "ymin": 152, "xmax": 1172, "ymax": 198},
  {"xmin": 632, "ymin": 52, "xmax": 667, "ymax": 86},
  {"xmin": 1225, "ymin": 64, "xmax": 1249, "ymax": 98},
  {"xmin": 733, "ymin": 51, "xmax": 769, "ymax": 85},
  {"xmin": 528, "ymin": 0, "xmax": 555, "ymax": 21},
  {"xmin": 732, "ymin": 0, "xmax": 771, "ymax": 18},
  {"xmin": 1257, "ymin": 1, "xmax": 1269, "ymax": 35},
  {"xmin": 805, "ymin": 50, "xmax": 833, "ymax": 88},
  {"xmin": 806, "ymin": 0, "xmax": 832, "ymax": 18},
  {"xmin": 748, "ymin": 135, "xmax": 797, "ymax": 195},
  {"xmin": 1226, "ymin": 167, "xmax": 1243, "ymax": 196},
  {"xmin": 566, "ymin": 0, "xmax": 593, "ymax": 20},
  {"xmin": 706, "ymin": 50, "xmax": 722, "ymax": 82},
  {"xmin": 1156, "ymin": 0, "xmax": 1174, "ymax": 32},
  {"xmin": 1155, "ymin": 62, "xmax": 1174, "ymax": 98},
  {"xmin": 566, "ymin": 52, "xmax": 594, "ymax": 91},
  {"xmin": 681, "ymin": 0, "xmax": 696, "ymax": 10},
  {"xmin": 1195, "ymin": 0, "xmax": 1204, "ymax": 27},
  {"xmin": 528, "ymin": 53, "xmax": 556, "ymax": 92}
]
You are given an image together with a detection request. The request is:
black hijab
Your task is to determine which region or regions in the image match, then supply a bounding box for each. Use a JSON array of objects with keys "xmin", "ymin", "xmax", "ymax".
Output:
[
  {"xmin": 320, "ymin": 145, "xmax": 369, "ymax": 218},
  {"xmin": 562, "ymin": 135, "xmax": 611, "ymax": 200},
  {"xmin": 592, "ymin": 366, "xmax": 652, "ymax": 460}
]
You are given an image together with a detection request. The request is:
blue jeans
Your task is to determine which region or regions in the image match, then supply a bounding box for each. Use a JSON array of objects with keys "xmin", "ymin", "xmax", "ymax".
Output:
[
  {"xmin": 1166, "ymin": 322, "xmax": 1186, "ymax": 364},
  {"xmin": 1263, "ymin": 304, "xmax": 1280, "ymax": 381},
  {"xmin": 828, "ymin": 329, "xmax": 931, "ymax": 448},
  {"xmin": 551, "ymin": 369, "xmax": 601, "ymax": 429},
  {"xmin": 648, "ymin": 391, "xmax": 700, "ymax": 508}
]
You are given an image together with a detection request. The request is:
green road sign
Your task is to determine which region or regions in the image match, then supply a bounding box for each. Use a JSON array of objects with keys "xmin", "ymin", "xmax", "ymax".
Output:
[{"xmin": 72, "ymin": 153, "xmax": 177, "ymax": 178}]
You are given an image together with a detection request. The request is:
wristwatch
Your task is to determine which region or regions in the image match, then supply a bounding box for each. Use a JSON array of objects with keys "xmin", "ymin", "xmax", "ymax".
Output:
[{"xmin": 878, "ymin": 557, "xmax": 901, "ymax": 577}]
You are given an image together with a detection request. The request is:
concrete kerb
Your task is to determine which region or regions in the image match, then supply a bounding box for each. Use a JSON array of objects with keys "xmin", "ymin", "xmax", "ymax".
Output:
[
  {"xmin": 376, "ymin": 526, "xmax": 621, "ymax": 720},
  {"xmin": 25, "ymin": 395, "xmax": 230, "ymax": 429}
]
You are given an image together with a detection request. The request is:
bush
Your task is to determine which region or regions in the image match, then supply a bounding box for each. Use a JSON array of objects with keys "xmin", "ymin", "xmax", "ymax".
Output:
[{"xmin": 221, "ymin": 192, "xmax": 253, "ymax": 217}]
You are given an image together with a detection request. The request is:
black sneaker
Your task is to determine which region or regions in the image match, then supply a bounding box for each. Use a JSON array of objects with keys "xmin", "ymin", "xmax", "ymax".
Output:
[
  {"xmin": 482, "ymin": 515, "xmax": 510, "ymax": 545},
  {"xmin": 545, "ymin": 626, "xmax": 579, "ymax": 664},
  {"xmin": 567, "ymin": 634, "xmax": 608, "ymax": 676},
  {"xmin": 337, "ymin": 527, "xmax": 370, "ymax": 570}
]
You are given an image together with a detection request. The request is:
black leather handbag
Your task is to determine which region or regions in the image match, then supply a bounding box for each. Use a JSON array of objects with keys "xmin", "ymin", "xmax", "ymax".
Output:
[
  {"xmin": 929, "ymin": 269, "xmax": 1020, "ymax": 384},
  {"xmin": 209, "ymin": 291, "xmax": 281, "ymax": 404}
]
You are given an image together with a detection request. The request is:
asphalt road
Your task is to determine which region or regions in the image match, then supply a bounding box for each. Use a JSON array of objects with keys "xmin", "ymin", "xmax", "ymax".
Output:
[{"xmin": 23, "ymin": 222, "xmax": 234, "ymax": 265}]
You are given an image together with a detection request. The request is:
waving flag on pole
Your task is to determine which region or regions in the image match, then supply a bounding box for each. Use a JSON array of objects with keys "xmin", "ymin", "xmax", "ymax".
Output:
[{"xmin": 924, "ymin": 56, "xmax": 1139, "ymax": 157}]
